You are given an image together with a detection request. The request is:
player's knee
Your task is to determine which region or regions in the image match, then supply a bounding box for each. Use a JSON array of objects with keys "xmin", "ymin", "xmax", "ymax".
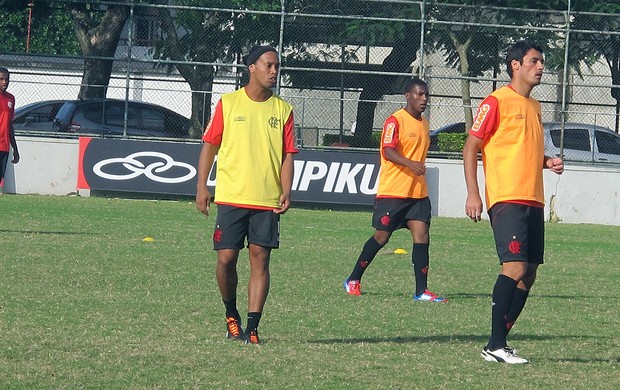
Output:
[{"xmin": 373, "ymin": 231, "xmax": 391, "ymax": 246}]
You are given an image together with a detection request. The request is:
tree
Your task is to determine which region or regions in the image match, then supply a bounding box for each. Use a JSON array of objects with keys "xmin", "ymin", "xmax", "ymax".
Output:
[
  {"xmin": 571, "ymin": 1, "xmax": 620, "ymax": 133},
  {"xmin": 280, "ymin": 0, "xmax": 423, "ymax": 146},
  {"xmin": 429, "ymin": 1, "xmax": 509, "ymax": 130},
  {"xmin": 349, "ymin": 12, "xmax": 421, "ymax": 145},
  {"xmin": 154, "ymin": 0, "xmax": 281, "ymax": 138},
  {"xmin": 0, "ymin": 1, "xmax": 79, "ymax": 55},
  {"xmin": 70, "ymin": 2, "xmax": 129, "ymax": 99}
]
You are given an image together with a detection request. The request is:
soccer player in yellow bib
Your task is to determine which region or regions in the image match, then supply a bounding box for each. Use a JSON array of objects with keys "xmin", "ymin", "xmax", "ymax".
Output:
[
  {"xmin": 344, "ymin": 78, "xmax": 447, "ymax": 303},
  {"xmin": 463, "ymin": 40, "xmax": 564, "ymax": 364},
  {"xmin": 196, "ymin": 45, "xmax": 298, "ymax": 345}
]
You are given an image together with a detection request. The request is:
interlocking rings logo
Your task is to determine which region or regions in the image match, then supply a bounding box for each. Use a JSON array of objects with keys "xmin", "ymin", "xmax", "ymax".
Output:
[{"xmin": 93, "ymin": 151, "xmax": 196, "ymax": 184}]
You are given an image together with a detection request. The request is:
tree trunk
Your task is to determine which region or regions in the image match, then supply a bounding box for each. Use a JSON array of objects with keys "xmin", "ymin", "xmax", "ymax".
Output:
[
  {"xmin": 71, "ymin": 4, "xmax": 129, "ymax": 99},
  {"xmin": 353, "ymin": 23, "xmax": 420, "ymax": 146},
  {"xmin": 450, "ymin": 33, "xmax": 473, "ymax": 129},
  {"xmin": 184, "ymin": 71, "xmax": 214, "ymax": 139},
  {"xmin": 157, "ymin": 8, "xmax": 215, "ymax": 139}
]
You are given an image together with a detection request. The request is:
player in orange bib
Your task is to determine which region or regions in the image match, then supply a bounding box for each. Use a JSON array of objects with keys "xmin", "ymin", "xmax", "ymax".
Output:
[
  {"xmin": 463, "ymin": 40, "xmax": 564, "ymax": 364},
  {"xmin": 196, "ymin": 46, "xmax": 298, "ymax": 345},
  {"xmin": 344, "ymin": 78, "xmax": 447, "ymax": 303}
]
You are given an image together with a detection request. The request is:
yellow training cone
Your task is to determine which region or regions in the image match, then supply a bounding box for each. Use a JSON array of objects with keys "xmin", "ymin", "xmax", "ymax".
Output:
[
  {"xmin": 394, "ymin": 248, "xmax": 408, "ymax": 254},
  {"xmin": 142, "ymin": 236, "xmax": 155, "ymax": 242}
]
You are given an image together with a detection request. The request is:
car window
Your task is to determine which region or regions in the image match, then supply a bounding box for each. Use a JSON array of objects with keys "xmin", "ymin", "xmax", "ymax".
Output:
[
  {"xmin": 138, "ymin": 107, "xmax": 165, "ymax": 130},
  {"xmin": 103, "ymin": 102, "xmax": 139, "ymax": 128},
  {"xmin": 550, "ymin": 128, "xmax": 591, "ymax": 151},
  {"xmin": 13, "ymin": 103, "xmax": 61, "ymax": 124},
  {"xmin": 81, "ymin": 102, "xmax": 105, "ymax": 125},
  {"xmin": 595, "ymin": 131, "xmax": 620, "ymax": 155},
  {"xmin": 54, "ymin": 101, "xmax": 77, "ymax": 128}
]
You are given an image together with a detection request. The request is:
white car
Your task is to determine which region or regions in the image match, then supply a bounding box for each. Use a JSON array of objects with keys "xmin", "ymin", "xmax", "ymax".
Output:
[{"xmin": 544, "ymin": 122, "xmax": 620, "ymax": 164}]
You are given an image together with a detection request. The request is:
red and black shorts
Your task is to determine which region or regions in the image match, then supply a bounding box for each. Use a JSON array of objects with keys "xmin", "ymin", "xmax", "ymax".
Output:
[
  {"xmin": 488, "ymin": 202, "xmax": 544, "ymax": 264},
  {"xmin": 212, "ymin": 204, "xmax": 280, "ymax": 250},
  {"xmin": 371, "ymin": 197, "xmax": 432, "ymax": 232}
]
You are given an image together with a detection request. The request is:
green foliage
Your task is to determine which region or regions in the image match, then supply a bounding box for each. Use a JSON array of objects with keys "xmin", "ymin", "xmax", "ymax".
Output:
[
  {"xmin": 438, "ymin": 132, "xmax": 467, "ymax": 152},
  {"xmin": 0, "ymin": 1, "xmax": 79, "ymax": 55}
]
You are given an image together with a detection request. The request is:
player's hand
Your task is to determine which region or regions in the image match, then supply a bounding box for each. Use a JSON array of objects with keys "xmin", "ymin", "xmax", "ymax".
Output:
[
  {"xmin": 195, "ymin": 187, "xmax": 212, "ymax": 216},
  {"xmin": 274, "ymin": 193, "xmax": 291, "ymax": 214},
  {"xmin": 11, "ymin": 150, "xmax": 19, "ymax": 164},
  {"xmin": 408, "ymin": 161, "xmax": 426, "ymax": 176},
  {"xmin": 546, "ymin": 157, "xmax": 564, "ymax": 175},
  {"xmin": 465, "ymin": 193, "xmax": 483, "ymax": 222}
]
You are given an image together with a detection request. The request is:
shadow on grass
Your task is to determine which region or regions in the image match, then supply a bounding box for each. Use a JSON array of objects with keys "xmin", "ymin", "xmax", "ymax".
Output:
[
  {"xmin": 549, "ymin": 357, "xmax": 620, "ymax": 364},
  {"xmin": 0, "ymin": 228, "xmax": 96, "ymax": 235},
  {"xmin": 308, "ymin": 334, "xmax": 599, "ymax": 345},
  {"xmin": 346, "ymin": 292, "xmax": 616, "ymax": 301}
]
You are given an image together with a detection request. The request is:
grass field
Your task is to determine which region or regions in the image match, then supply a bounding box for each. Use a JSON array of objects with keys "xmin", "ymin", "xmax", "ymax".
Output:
[{"xmin": 0, "ymin": 194, "xmax": 618, "ymax": 389}]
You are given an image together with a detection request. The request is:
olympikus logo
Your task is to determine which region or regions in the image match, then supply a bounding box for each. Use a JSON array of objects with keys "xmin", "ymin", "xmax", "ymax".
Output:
[
  {"xmin": 292, "ymin": 160, "xmax": 378, "ymax": 194},
  {"xmin": 205, "ymin": 158, "xmax": 379, "ymax": 195}
]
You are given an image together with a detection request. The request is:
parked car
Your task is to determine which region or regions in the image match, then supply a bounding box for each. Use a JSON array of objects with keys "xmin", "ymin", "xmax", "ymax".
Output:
[
  {"xmin": 544, "ymin": 122, "xmax": 620, "ymax": 164},
  {"xmin": 13, "ymin": 99, "xmax": 190, "ymax": 139},
  {"xmin": 12, "ymin": 100, "xmax": 66, "ymax": 133},
  {"xmin": 429, "ymin": 122, "xmax": 466, "ymax": 151}
]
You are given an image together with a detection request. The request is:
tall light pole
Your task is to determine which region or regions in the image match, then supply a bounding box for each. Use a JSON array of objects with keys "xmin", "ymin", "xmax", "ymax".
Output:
[{"xmin": 26, "ymin": 2, "xmax": 34, "ymax": 53}]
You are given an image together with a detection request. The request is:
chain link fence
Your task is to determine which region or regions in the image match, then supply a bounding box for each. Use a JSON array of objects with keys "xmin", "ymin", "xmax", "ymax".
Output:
[{"xmin": 1, "ymin": 0, "xmax": 619, "ymax": 161}]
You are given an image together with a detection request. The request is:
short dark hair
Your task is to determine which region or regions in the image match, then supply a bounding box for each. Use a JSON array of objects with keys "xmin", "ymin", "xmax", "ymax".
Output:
[
  {"xmin": 506, "ymin": 40, "xmax": 544, "ymax": 77},
  {"xmin": 404, "ymin": 77, "xmax": 427, "ymax": 93},
  {"xmin": 0, "ymin": 66, "xmax": 9, "ymax": 74},
  {"xmin": 243, "ymin": 45, "xmax": 277, "ymax": 66}
]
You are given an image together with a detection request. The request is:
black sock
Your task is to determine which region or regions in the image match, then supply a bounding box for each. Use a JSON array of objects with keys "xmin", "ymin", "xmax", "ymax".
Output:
[
  {"xmin": 505, "ymin": 287, "xmax": 530, "ymax": 334},
  {"xmin": 246, "ymin": 312, "xmax": 262, "ymax": 333},
  {"xmin": 488, "ymin": 274, "xmax": 518, "ymax": 350},
  {"xmin": 223, "ymin": 299, "xmax": 239, "ymax": 320},
  {"xmin": 349, "ymin": 237, "xmax": 384, "ymax": 281},
  {"xmin": 412, "ymin": 243, "xmax": 429, "ymax": 296}
]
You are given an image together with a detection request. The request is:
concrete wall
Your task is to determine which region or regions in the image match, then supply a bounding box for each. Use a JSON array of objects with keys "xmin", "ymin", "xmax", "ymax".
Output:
[
  {"xmin": 4, "ymin": 137, "xmax": 79, "ymax": 196},
  {"xmin": 4, "ymin": 136, "xmax": 620, "ymax": 226},
  {"xmin": 426, "ymin": 158, "xmax": 620, "ymax": 225}
]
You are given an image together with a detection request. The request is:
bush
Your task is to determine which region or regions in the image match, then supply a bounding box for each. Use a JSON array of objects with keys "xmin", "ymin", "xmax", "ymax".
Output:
[{"xmin": 437, "ymin": 133, "xmax": 467, "ymax": 152}]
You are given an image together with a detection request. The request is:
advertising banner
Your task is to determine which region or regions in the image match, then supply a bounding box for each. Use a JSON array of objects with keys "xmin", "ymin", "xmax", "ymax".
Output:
[{"xmin": 78, "ymin": 137, "xmax": 382, "ymax": 205}]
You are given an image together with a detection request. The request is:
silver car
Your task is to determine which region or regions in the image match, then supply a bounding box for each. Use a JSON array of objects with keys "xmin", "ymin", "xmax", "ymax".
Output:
[
  {"xmin": 14, "ymin": 99, "xmax": 190, "ymax": 139},
  {"xmin": 543, "ymin": 122, "xmax": 620, "ymax": 164}
]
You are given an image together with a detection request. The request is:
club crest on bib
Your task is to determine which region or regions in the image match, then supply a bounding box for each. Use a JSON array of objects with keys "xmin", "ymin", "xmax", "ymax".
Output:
[{"xmin": 268, "ymin": 116, "xmax": 280, "ymax": 129}]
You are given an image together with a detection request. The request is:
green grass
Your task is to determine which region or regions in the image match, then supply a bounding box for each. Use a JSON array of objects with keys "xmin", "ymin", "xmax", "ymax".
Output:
[{"xmin": 0, "ymin": 194, "xmax": 618, "ymax": 389}]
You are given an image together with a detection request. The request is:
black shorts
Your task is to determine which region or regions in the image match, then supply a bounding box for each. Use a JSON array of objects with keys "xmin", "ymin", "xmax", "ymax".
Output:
[
  {"xmin": 212, "ymin": 204, "xmax": 280, "ymax": 250},
  {"xmin": 0, "ymin": 151, "xmax": 9, "ymax": 181},
  {"xmin": 372, "ymin": 197, "xmax": 431, "ymax": 232},
  {"xmin": 488, "ymin": 202, "xmax": 544, "ymax": 264}
]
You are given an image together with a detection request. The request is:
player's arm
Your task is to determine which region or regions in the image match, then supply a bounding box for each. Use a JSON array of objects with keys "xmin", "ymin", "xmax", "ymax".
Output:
[
  {"xmin": 276, "ymin": 152, "xmax": 294, "ymax": 214},
  {"xmin": 9, "ymin": 121, "xmax": 19, "ymax": 163},
  {"xmin": 383, "ymin": 147, "xmax": 426, "ymax": 176},
  {"xmin": 463, "ymin": 134, "xmax": 484, "ymax": 222},
  {"xmin": 463, "ymin": 97, "xmax": 498, "ymax": 222},
  {"xmin": 543, "ymin": 155, "xmax": 564, "ymax": 174},
  {"xmin": 196, "ymin": 101, "xmax": 224, "ymax": 217},
  {"xmin": 381, "ymin": 116, "xmax": 426, "ymax": 176},
  {"xmin": 275, "ymin": 112, "xmax": 297, "ymax": 215},
  {"xmin": 196, "ymin": 142, "xmax": 218, "ymax": 216}
]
